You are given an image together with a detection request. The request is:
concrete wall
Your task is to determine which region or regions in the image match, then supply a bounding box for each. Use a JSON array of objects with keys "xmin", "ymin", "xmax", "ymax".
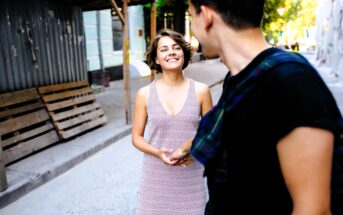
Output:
[{"xmin": 316, "ymin": 0, "xmax": 343, "ymax": 77}]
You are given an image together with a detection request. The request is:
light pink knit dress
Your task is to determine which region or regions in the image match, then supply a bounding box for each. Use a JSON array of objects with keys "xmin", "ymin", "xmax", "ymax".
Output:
[{"xmin": 136, "ymin": 79, "xmax": 207, "ymax": 215}]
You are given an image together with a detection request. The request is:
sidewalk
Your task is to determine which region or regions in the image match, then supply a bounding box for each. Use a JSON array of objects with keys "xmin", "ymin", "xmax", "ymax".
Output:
[{"xmin": 0, "ymin": 60, "xmax": 228, "ymax": 208}]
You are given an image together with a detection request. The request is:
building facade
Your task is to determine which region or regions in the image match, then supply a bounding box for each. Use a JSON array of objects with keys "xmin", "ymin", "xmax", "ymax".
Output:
[{"xmin": 83, "ymin": 5, "xmax": 147, "ymax": 82}]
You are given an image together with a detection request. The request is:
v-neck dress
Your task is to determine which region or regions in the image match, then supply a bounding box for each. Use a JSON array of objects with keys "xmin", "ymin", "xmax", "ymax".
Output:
[{"xmin": 136, "ymin": 79, "xmax": 207, "ymax": 215}]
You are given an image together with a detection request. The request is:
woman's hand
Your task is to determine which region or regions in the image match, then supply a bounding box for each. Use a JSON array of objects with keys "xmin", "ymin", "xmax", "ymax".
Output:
[
  {"xmin": 169, "ymin": 146, "xmax": 194, "ymax": 167},
  {"xmin": 170, "ymin": 145, "xmax": 189, "ymax": 160},
  {"xmin": 158, "ymin": 148, "xmax": 178, "ymax": 165}
]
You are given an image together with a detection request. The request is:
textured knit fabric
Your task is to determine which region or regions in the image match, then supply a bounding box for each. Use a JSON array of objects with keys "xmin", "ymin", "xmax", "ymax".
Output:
[{"xmin": 136, "ymin": 79, "xmax": 207, "ymax": 215}]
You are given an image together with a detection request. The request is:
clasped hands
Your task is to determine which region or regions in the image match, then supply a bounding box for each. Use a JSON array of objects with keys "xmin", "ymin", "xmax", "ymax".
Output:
[{"xmin": 158, "ymin": 146, "xmax": 194, "ymax": 167}]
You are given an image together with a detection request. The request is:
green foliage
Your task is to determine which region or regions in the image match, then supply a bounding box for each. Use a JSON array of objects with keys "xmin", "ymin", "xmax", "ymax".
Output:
[
  {"xmin": 262, "ymin": 0, "xmax": 302, "ymax": 45},
  {"xmin": 146, "ymin": 0, "xmax": 316, "ymax": 46},
  {"xmin": 262, "ymin": 0, "xmax": 316, "ymax": 46}
]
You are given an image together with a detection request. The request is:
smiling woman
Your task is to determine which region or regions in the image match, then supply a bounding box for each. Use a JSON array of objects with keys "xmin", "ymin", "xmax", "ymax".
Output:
[
  {"xmin": 145, "ymin": 29, "xmax": 192, "ymax": 73},
  {"xmin": 131, "ymin": 29, "xmax": 213, "ymax": 215}
]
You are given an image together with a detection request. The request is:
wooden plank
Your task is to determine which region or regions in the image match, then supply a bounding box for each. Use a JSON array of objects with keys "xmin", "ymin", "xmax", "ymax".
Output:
[
  {"xmin": 51, "ymin": 103, "xmax": 100, "ymax": 121},
  {"xmin": 60, "ymin": 116, "xmax": 108, "ymax": 139},
  {"xmin": 109, "ymin": 0, "xmax": 124, "ymax": 24},
  {"xmin": 46, "ymin": 94, "xmax": 96, "ymax": 111},
  {"xmin": 0, "ymin": 101, "xmax": 44, "ymax": 120},
  {"xmin": 0, "ymin": 136, "xmax": 7, "ymax": 191},
  {"xmin": 56, "ymin": 109, "xmax": 104, "ymax": 130},
  {"xmin": 4, "ymin": 130, "xmax": 59, "ymax": 164},
  {"xmin": 0, "ymin": 109, "xmax": 50, "ymax": 135},
  {"xmin": 0, "ymin": 88, "xmax": 39, "ymax": 108},
  {"xmin": 41, "ymin": 87, "xmax": 93, "ymax": 103},
  {"xmin": 1, "ymin": 123, "xmax": 55, "ymax": 148},
  {"xmin": 38, "ymin": 80, "xmax": 88, "ymax": 94}
]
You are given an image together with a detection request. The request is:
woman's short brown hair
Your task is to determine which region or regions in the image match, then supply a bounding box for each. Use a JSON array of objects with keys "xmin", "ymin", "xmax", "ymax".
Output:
[{"xmin": 145, "ymin": 29, "xmax": 192, "ymax": 73}]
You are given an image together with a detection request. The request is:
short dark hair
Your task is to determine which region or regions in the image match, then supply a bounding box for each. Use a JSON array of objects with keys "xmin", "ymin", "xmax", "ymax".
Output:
[
  {"xmin": 145, "ymin": 29, "xmax": 191, "ymax": 73},
  {"xmin": 190, "ymin": 0, "xmax": 265, "ymax": 30}
]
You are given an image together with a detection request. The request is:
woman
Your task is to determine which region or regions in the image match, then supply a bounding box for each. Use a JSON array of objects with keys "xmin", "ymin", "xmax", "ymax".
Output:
[{"xmin": 132, "ymin": 29, "xmax": 213, "ymax": 215}]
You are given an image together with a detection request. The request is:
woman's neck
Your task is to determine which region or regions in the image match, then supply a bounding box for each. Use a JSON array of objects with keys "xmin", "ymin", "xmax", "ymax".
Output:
[{"xmin": 159, "ymin": 71, "xmax": 186, "ymax": 87}]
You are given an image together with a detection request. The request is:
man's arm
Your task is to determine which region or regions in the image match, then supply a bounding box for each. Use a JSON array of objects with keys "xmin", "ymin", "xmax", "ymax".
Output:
[{"xmin": 277, "ymin": 126, "xmax": 334, "ymax": 215}]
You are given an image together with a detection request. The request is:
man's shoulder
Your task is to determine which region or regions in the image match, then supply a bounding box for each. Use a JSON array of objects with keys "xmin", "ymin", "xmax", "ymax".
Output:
[{"xmin": 267, "ymin": 60, "xmax": 317, "ymax": 81}]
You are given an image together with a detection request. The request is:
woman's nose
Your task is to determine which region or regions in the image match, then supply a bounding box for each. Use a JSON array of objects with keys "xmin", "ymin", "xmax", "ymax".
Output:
[{"xmin": 168, "ymin": 49, "xmax": 176, "ymax": 56}]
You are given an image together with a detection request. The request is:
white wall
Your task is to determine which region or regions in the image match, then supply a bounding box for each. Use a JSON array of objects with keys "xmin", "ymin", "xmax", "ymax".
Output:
[{"xmin": 316, "ymin": 0, "xmax": 343, "ymax": 77}]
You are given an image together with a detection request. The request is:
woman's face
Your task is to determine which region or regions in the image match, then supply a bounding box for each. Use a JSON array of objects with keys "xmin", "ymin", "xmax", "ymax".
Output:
[{"xmin": 156, "ymin": 36, "xmax": 185, "ymax": 72}]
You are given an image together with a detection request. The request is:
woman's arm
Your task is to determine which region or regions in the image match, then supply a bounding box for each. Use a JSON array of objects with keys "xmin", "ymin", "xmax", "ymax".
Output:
[
  {"xmin": 132, "ymin": 87, "xmax": 176, "ymax": 165},
  {"xmin": 197, "ymin": 82, "xmax": 213, "ymax": 117},
  {"xmin": 277, "ymin": 127, "xmax": 333, "ymax": 215}
]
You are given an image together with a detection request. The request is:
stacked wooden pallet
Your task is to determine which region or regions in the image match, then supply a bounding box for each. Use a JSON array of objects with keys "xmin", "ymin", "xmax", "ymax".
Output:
[
  {"xmin": 38, "ymin": 81, "xmax": 108, "ymax": 139},
  {"xmin": 0, "ymin": 88, "xmax": 60, "ymax": 165}
]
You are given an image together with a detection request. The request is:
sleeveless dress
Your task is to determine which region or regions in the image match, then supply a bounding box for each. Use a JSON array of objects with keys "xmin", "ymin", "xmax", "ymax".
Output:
[{"xmin": 136, "ymin": 79, "xmax": 207, "ymax": 215}]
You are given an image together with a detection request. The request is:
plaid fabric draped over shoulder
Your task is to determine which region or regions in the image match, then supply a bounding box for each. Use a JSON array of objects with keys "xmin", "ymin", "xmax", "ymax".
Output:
[{"xmin": 190, "ymin": 49, "xmax": 312, "ymax": 174}]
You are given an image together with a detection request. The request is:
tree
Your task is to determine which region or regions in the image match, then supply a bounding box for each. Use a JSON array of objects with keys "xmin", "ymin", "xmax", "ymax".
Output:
[
  {"xmin": 262, "ymin": 0, "xmax": 317, "ymax": 47},
  {"xmin": 144, "ymin": 0, "xmax": 187, "ymax": 34},
  {"xmin": 262, "ymin": 0, "xmax": 302, "ymax": 45}
]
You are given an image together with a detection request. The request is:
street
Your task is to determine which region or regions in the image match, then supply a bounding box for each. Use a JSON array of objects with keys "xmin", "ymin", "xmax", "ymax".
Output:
[
  {"xmin": 1, "ymin": 52, "xmax": 342, "ymax": 215},
  {"xmin": 0, "ymin": 0, "xmax": 341, "ymax": 214}
]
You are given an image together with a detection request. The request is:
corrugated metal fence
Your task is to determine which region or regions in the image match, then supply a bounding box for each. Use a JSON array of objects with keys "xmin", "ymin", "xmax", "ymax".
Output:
[{"xmin": 0, "ymin": 0, "xmax": 87, "ymax": 93}]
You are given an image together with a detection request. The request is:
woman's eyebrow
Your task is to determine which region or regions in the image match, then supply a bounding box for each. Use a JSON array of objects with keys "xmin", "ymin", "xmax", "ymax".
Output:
[
  {"xmin": 159, "ymin": 45, "xmax": 168, "ymax": 49},
  {"xmin": 159, "ymin": 44, "xmax": 179, "ymax": 49}
]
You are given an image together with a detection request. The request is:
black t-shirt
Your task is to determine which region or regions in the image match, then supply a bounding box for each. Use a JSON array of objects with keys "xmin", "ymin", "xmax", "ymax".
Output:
[{"xmin": 205, "ymin": 48, "xmax": 342, "ymax": 214}]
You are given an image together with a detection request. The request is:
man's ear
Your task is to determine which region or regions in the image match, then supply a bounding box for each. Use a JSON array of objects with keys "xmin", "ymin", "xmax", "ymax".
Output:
[{"xmin": 200, "ymin": 5, "xmax": 214, "ymax": 32}]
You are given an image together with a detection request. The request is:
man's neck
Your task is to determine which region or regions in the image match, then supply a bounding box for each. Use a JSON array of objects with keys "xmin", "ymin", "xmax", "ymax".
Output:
[{"xmin": 215, "ymin": 26, "xmax": 272, "ymax": 76}]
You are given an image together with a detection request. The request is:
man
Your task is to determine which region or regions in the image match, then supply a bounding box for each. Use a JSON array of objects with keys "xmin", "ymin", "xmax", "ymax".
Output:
[{"xmin": 184, "ymin": 0, "xmax": 342, "ymax": 214}]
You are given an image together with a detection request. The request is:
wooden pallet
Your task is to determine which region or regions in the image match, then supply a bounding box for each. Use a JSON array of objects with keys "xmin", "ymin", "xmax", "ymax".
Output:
[
  {"xmin": 0, "ymin": 88, "xmax": 60, "ymax": 165},
  {"xmin": 38, "ymin": 81, "xmax": 107, "ymax": 139}
]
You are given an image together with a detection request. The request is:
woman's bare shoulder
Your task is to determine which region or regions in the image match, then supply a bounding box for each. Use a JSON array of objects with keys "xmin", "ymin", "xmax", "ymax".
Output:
[
  {"xmin": 193, "ymin": 80, "xmax": 210, "ymax": 94},
  {"xmin": 137, "ymin": 84, "xmax": 150, "ymax": 97}
]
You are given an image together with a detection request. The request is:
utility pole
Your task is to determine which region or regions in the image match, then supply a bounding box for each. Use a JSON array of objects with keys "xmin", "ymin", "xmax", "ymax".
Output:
[
  {"xmin": 150, "ymin": 1, "xmax": 156, "ymax": 81},
  {"xmin": 122, "ymin": 0, "xmax": 131, "ymax": 124},
  {"xmin": 109, "ymin": 0, "xmax": 131, "ymax": 124}
]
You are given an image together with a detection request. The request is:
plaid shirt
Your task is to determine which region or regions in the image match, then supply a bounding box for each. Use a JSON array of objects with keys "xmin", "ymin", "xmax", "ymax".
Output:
[{"xmin": 190, "ymin": 48, "xmax": 312, "ymax": 182}]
